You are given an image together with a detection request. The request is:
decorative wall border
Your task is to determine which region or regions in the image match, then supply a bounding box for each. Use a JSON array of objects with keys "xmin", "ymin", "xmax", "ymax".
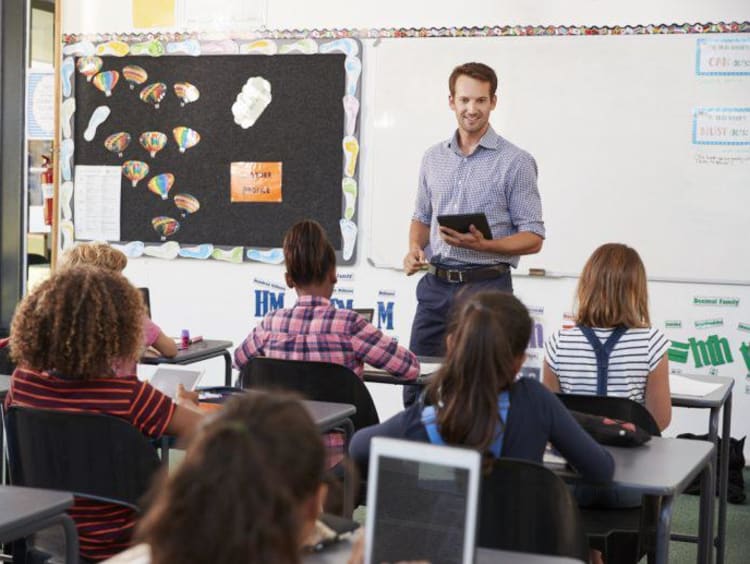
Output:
[{"xmin": 64, "ymin": 21, "xmax": 750, "ymax": 44}]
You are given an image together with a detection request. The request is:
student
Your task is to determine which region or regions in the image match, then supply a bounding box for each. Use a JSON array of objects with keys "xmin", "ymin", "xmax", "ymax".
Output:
[
  {"xmin": 349, "ymin": 291, "xmax": 614, "ymax": 482},
  {"xmin": 6, "ymin": 266, "xmax": 202, "ymax": 562},
  {"xmin": 104, "ymin": 391, "xmax": 327, "ymax": 564},
  {"xmin": 543, "ymin": 243, "xmax": 671, "ymax": 431},
  {"xmin": 234, "ymin": 219, "xmax": 419, "ymax": 379},
  {"xmin": 62, "ymin": 242, "xmax": 178, "ymax": 370}
]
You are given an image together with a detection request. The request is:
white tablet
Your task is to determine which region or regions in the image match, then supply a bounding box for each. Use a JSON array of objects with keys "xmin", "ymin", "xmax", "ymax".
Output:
[
  {"xmin": 365, "ymin": 437, "xmax": 481, "ymax": 564},
  {"xmin": 149, "ymin": 366, "xmax": 204, "ymax": 399}
]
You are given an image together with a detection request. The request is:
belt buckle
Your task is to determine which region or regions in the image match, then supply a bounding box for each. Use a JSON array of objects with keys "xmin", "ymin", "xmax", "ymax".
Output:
[{"xmin": 446, "ymin": 269, "xmax": 464, "ymax": 283}]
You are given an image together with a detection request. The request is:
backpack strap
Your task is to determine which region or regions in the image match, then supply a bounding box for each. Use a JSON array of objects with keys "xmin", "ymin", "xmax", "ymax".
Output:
[
  {"xmin": 421, "ymin": 391, "xmax": 510, "ymax": 457},
  {"xmin": 577, "ymin": 325, "xmax": 628, "ymax": 396}
]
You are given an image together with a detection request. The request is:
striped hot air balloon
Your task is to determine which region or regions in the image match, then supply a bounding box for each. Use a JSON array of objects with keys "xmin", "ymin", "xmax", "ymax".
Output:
[
  {"xmin": 140, "ymin": 82, "xmax": 167, "ymax": 108},
  {"xmin": 104, "ymin": 132, "xmax": 131, "ymax": 157},
  {"xmin": 122, "ymin": 65, "xmax": 148, "ymax": 89},
  {"xmin": 152, "ymin": 216, "xmax": 180, "ymax": 240},
  {"xmin": 173, "ymin": 82, "xmax": 200, "ymax": 106},
  {"xmin": 172, "ymin": 126, "xmax": 200, "ymax": 153},
  {"xmin": 148, "ymin": 173, "xmax": 175, "ymax": 200},
  {"xmin": 121, "ymin": 160, "xmax": 149, "ymax": 187},
  {"xmin": 174, "ymin": 193, "xmax": 200, "ymax": 217},
  {"xmin": 92, "ymin": 70, "xmax": 119, "ymax": 96},
  {"xmin": 76, "ymin": 56, "xmax": 102, "ymax": 81},
  {"xmin": 139, "ymin": 131, "xmax": 167, "ymax": 158}
]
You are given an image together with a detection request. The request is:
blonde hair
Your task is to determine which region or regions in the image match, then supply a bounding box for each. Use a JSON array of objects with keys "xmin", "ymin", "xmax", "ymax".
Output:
[
  {"xmin": 62, "ymin": 242, "xmax": 127, "ymax": 272},
  {"xmin": 576, "ymin": 243, "xmax": 650, "ymax": 328}
]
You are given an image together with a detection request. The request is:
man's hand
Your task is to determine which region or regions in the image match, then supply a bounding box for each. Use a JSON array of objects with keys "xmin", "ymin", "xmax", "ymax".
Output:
[
  {"xmin": 439, "ymin": 224, "xmax": 487, "ymax": 251},
  {"xmin": 403, "ymin": 247, "xmax": 427, "ymax": 275}
]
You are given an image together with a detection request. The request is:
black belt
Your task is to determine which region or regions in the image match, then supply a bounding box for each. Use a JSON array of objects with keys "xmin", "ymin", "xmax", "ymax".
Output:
[{"xmin": 428, "ymin": 263, "xmax": 509, "ymax": 284}]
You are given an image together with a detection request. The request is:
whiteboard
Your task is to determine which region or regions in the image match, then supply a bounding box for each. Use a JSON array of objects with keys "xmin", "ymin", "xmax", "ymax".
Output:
[{"xmin": 366, "ymin": 34, "xmax": 750, "ymax": 283}]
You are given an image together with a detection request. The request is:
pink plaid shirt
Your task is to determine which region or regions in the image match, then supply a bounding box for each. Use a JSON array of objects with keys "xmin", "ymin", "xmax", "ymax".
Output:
[{"xmin": 234, "ymin": 295, "xmax": 419, "ymax": 380}]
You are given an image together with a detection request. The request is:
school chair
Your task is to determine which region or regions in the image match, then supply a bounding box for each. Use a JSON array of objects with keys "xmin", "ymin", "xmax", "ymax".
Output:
[
  {"xmin": 3, "ymin": 407, "xmax": 163, "ymax": 563},
  {"xmin": 479, "ymin": 458, "xmax": 589, "ymax": 562},
  {"xmin": 239, "ymin": 357, "xmax": 379, "ymax": 431},
  {"xmin": 557, "ymin": 394, "xmax": 661, "ymax": 564}
]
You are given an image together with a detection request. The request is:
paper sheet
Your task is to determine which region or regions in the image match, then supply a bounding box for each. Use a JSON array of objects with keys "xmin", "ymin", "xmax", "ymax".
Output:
[
  {"xmin": 73, "ymin": 165, "xmax": 121, "ymax": 241},
  {"xmin": 365, "ymin": 361, "xmax": 442, "ymax": 376},
  {"xmin": 133, "ymin": 0, "xmax": 175, "ymax": 28},
  {"xmin": 669, "ymin": 374, "xmax": 724, "ymax": 397}
]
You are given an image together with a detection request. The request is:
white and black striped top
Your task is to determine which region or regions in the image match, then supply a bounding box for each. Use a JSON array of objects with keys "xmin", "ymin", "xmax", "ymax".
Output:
[{"xmin": 544, "ymin": 327, "xmax": 669, "ymax": 404}]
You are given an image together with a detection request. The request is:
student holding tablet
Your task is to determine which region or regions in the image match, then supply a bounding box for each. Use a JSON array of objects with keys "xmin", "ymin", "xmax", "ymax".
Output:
[
  {"xmin": 403, "ymin": 62, "xmax": 545, "ymax": 404},
  {"xmin": 349, "ymin": 291, "xmax": 613, "ymax": 484}
]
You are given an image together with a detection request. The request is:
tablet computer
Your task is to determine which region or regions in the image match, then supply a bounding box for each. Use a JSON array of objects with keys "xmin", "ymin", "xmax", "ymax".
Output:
[
  {"xmin": 149, "ymin": 366, "xmax": 204, "ymax": 399},
  {"xmin": 436, "ymin": 213, "xmax": 492, "ymax": 240}
]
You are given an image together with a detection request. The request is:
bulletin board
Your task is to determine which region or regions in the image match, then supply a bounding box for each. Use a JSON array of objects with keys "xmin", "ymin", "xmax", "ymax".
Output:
[{"xmin": 61, "ymin": 35, "xmax": 362, "ymax": 264}]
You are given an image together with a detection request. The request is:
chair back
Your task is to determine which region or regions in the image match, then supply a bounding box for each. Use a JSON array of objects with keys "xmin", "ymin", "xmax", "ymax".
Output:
[
  {"xmin": 4, "ymin": 407, "xmax": 162, "ymax": 509},
  {"xmin": 479, "ymin": 458, "xmax": 589, "ymax": 562},
  {"xmin": 0, "ymin": 344, "xmax": 15, "ymax": 375},
  {"xmin": 556, "ymin": 394, "xmax": 661, "ymax": 436},
  {"xmin": 240, "ymin": 358, "xmax": 379, "ymax": 430}
]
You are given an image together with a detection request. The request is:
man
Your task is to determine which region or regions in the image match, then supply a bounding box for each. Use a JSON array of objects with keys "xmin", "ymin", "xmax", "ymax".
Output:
[{"xmin": 403, "ymin": 62, "xmax": 545, "ymax": 403}]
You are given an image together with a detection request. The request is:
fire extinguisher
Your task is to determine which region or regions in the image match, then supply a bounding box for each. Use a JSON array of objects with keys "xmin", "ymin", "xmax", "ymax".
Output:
[{"xmin": 41, "ymin": 155, "xmax": 54, "ymax": 226}]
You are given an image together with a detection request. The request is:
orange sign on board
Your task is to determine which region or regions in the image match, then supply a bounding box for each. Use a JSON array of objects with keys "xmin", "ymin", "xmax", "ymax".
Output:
[{"xmin": 230, "ymin": 162, "xmax": 283, "ymax": 203}]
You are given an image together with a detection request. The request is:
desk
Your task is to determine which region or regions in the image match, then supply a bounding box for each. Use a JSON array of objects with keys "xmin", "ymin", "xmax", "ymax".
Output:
[
  {"xmin": 304, "ymin": 400, "xmax": 356, "ymax": 435},
  {"xmin": 305, "ymin": 536, "xmax": 582, "ymax": 564},
  {"xmin": 0, "ymin": 485, "xmax": 78, "ymax": 563},
  {"xmin": 670, "ymin": 374, "xmax": 734, "ymax": 564},
  {"xmin": 363, "ymin": 356, "xmax": 441, "ymax": 386},
  {"xmin": 551, "ymin": 437, "xmax": 714, "ymax": 564},
  {"xmin": 141, "ymin": 339, "xmax": 234, "ymax": 386}
]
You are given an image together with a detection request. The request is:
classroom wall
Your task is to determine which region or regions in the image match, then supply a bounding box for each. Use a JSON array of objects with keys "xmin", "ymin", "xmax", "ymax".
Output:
[{"xmin": 60, "ymin": 0, "xmax": 750, "ymax": 455}]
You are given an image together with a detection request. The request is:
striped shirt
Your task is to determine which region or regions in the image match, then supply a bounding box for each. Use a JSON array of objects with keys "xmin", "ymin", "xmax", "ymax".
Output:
[
  {"xmin": 5, "ymin": 368, "xmax": 175, "ymax": 561},
  {"xmin": 544, "ymin": 327, "xmax": 670, "ymax": 403},
  {"xmin": 234, "ymin": 295, "xmax": 420, "ymax": 380},
  {"xmin": 413, "ymin": 125, "xmax": 545, "ymax": 267}
]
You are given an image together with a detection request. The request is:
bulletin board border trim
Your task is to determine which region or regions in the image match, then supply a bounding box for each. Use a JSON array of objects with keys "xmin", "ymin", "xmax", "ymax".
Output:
[{"xmin": 60, "ymin": 34, "xmax": 362, "ymax": 266}]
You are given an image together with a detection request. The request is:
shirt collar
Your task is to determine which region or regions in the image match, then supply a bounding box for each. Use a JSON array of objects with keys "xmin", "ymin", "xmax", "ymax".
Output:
[
  {"xmin": 445, "ymin": 125, "xmax": 501, "ymax": 155},
  {"xmin": 295, "ymin": 295, "xmax": 331, "ymax": 307}
]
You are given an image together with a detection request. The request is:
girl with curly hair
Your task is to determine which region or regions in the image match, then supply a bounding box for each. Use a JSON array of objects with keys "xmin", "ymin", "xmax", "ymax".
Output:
[{"xmin": 6, "ymin": 266, "xmax": 202, "ymax": 561}]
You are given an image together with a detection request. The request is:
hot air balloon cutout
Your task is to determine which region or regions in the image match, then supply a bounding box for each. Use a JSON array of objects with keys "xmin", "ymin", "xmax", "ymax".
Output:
[
  {"xmin": 174, "ymin": 194, "xmax": 200, "ymax": 217},
  {"xmin": 152, "ymin": 216, "xmax": 180, "ymax": 240},
  {"xmin": 139, "ymin": 131, "xmax": 167, "ymax": 158},
  {"xmin": 174, "ymin": 82, "xmax": 200, "ymax": 106},
  {"xmin": 92, "ymin": 70, "xmax": 119, "ymax": 97},
  {"xmin": 76, "ymin": 56, "xmax": 102, "ymax": 81},
  {"xmin": 123, "ymin": 65, "xmax": 148, "ymax": 89},
  {"xmin": 148, "ymin": 173, "xmax": 175, "ymax": 200},
  {"xmin": 172, "ymin": 127, "xmax": 200, "ymax": 153},
  {"xmin": 140, "ymin": 82, "xmax": 167, "ymax": 109},
  {"xmin": 104, "ymin": 132, "xmax": 131, "ymax": 158},
  {"xmin": 122, "ymin": 160, "xmax": 149, "ymax": 187}
]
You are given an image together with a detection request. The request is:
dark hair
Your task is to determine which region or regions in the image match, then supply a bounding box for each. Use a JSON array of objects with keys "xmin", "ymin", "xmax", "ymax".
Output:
[
  {"xmin": 283, "ymin": 219, "xmax": 336, "ymax": 287},
  {"xmin": 449, "ymin": 62, "xmax": 498, "ymax": 97},
  {"xmin": 137, "ymin": 391, "xmax": 326, "ymax": 564},
  {"xmin": 10, "ymin": 265, "xmax": 144, "ymax": 379},
  {"xmin": 576, "ymin": 243, "xmax": 650, "ymax": 328},
  {"xmin": 426, "ymin": 291, "xmax": 531, "ymax": 467}
]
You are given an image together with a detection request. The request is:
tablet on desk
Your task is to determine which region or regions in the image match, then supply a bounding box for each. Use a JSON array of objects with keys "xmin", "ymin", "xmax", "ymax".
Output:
[
  {"xmin": 149, "ymin": 366, "xmax": 204, "ymax": 399},
  {"xmin": 437, "ymin": 213, "xmax": 492, "ymax": 240}
]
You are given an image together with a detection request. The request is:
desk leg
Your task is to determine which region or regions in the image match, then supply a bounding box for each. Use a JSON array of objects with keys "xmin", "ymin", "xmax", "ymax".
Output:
[
  {"xmin": 58, "ymin": 514, "xmax": 80, "ymax": 564},
  {"xmin": 717, "ymin": 392, "xmax": 732, "ymax": 564},
  {"xmin": 655, "ymin": 495, "xmax": 674, "ymax": 564},
  {"xmin": 341, "ymin": 418, "xmax": 355, "ymax": 517},
  {"xmin": 222, "ymin": 351, "xmax": 232, "ymax": 387},
  {"xmin": 160, "ymin": 437, "xmax": 170, "ymax": 466},
  {"xmin": 698, "ymin": 458, "xmax": 715, "ymax": 564}
]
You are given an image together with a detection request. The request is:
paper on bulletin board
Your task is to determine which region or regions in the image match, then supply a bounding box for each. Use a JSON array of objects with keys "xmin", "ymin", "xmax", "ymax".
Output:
[
  {"xmin": 230, "ymin": 162, "xmax": 283, "ymax": 203},
  {"xmin": 73, "ymin": 165, "xmax": 121, "ymax": 241},
  {"xmin": 178, "ymin": 0, "xmax": 266, "ymax": 30},
  {"xmin": 27, "ymin": 72, "xmax": 54, "ymax": 140},
  {"xmin": 133, "ymin": 0, "xmax": 175, "ymax": 29}
]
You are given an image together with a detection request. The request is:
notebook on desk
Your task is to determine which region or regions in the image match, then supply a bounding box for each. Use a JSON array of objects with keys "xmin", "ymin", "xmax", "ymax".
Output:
[
  {"xmin": 149, "ymin": 366, "xmax": 204, "ymax": 399},
  {"xmin": 365, "ymin": 438, "xmax": 481, "ymax": 564}
]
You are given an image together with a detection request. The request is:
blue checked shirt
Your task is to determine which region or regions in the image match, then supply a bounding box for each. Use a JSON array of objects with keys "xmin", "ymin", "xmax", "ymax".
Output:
[{"xmin": 413, "ymin": 126, "xmax": 545, "ymax": 267}]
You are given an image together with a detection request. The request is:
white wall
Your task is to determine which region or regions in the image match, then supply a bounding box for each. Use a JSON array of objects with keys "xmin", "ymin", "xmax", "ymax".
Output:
[{"xmin": 61, "ymin": 0, "xmax": 750, "ymax": 454}]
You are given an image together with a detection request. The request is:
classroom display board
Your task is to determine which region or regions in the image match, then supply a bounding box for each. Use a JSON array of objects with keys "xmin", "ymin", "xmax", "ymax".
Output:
[
  {"xmin": 61, "ymin": 36, "xmax": 362, "ymax": 264},
  {"xmin": 367, "ymin": 33, "xmax": 750, "ymax": 283}
]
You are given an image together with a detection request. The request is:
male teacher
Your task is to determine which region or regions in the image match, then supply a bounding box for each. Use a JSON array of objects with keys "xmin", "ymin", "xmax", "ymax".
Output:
[{"xmin": 403, "ymin": 62, "xmax": 545, "ymax": 403}]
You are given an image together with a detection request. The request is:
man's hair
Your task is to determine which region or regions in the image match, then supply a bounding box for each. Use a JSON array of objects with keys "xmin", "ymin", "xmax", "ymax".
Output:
[
  {"xmin": 576, "ymin": 243, "xmax": 650, "ymax": 328},
  {"xmin": 426, "ymin": 291, "xmax": 532, "ymax": 472},
  {"xmin": 449, "ymin": 62, "xmax": 498, "ymax": 97},
  {"xmin": 283, "ymin": 219, "xmax": 336, "ymax": 287},
  {"xmin": 61, "ymin": 242, "xmax": 128, "ymax": 272},
  {"xmin": 137, "ymin": 391, "xmax": 326, "ymax": 564},
  {"xmin": 10, "ymin": 265, "xmax": 145, "ymax": 379}
]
